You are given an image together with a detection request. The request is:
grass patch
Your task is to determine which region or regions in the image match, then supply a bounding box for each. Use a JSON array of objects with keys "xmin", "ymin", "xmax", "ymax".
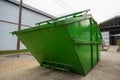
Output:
[{"xmin": 0, "ymin": 49, "xmax": 29, "ymax": 55}]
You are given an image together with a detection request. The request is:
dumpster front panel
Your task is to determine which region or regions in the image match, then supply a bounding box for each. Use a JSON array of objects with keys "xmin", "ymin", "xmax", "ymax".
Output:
[{"xmin": 15, "ymin": 25, "xmax": 85, "ymax": 74}]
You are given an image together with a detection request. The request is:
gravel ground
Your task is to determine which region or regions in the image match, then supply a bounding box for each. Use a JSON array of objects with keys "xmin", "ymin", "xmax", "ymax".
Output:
[{"xmin": 0, "ymin": 51, "xmax": 120, "ymax": 80}]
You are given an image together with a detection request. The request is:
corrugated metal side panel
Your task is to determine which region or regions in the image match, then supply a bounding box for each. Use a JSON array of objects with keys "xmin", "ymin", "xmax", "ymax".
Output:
[{"xmin": 0, "ymin": 0, "xmax": 52, "ymax": 50}]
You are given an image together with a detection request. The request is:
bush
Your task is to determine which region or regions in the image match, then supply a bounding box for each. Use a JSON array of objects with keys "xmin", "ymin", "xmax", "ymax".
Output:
[
  {"xmin": 117, "ymin": 39, "xmax": 120, "ymax": 51},
  {"xmin": 118, "ymin": 39, "xmax": 120, "ymax": 46}
]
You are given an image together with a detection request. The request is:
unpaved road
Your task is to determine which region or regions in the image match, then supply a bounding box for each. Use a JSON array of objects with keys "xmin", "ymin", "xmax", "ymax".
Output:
[{"xmin": 0, "ymin": 51, "xmax": 120, "ymax": 80}]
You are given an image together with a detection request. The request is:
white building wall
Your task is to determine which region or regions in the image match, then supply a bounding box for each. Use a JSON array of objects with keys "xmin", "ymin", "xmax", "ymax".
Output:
[
  {"xmin": 101, "ymin": 32, "xmax": 110, "ymax": 45},
  {"xmin": 0, "ymin": 23, "xmax": 18, "ymax": 50},
  {"xmin": 0, "ymin": 0, "xmax": 52, "ymax": 50}
]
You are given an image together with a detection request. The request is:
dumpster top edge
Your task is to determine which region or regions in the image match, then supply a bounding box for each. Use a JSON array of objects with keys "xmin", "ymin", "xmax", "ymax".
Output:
[{"xmin": 11, "ymin": 14, "xmax": 93, "ymax": 35}]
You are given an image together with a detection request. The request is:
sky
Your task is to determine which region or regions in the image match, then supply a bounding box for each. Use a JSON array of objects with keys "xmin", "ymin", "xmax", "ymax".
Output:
[{"xmin": 19, "ymin": 0, "xmax": 120, "ymax": 23}]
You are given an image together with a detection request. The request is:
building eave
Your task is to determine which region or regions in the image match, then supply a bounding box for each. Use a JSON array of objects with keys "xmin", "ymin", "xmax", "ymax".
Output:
[
  {"xmin": 7, "ymin": 0, "xmax": 56, "ymax": 19},
  {"xmin": 99, "ymin": 15, "xmax": 120, "ymax": 25}
]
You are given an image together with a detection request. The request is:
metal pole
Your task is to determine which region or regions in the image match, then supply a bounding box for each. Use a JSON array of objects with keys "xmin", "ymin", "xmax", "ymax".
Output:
[{"xmin": 17, "ymin": 0, "xmax": 23, "ymax": 50}]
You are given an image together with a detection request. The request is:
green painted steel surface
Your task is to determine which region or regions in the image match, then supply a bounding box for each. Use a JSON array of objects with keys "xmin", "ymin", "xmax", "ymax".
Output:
[{"xmin": 12, "ymin": 10, "xmax": 102, "ymax": 75}]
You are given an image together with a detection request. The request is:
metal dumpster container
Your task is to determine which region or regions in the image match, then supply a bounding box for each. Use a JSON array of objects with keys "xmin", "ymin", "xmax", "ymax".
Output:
[{"xmin": 12, "ymin": 9, "xmax": 102, "ymax": 75}]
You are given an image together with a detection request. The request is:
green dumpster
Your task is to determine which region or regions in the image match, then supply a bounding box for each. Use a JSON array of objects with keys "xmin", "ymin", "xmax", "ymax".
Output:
[{"xmin": 12, "ymin": 9, "xmax": 102, "ymax": 75}]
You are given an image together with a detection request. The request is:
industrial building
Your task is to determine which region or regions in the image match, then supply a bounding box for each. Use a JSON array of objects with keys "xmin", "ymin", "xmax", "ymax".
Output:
[
  {"xmin": 99, "ymin": 16, "xmax": 120, "ymax": 45},
  {"xmin": 0, "ymin": 0, "xmax": 55, "ymax": 50}
]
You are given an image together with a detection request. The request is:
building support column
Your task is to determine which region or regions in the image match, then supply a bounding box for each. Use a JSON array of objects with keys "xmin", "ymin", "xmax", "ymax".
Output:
[{"xmin": 17, "ymin": 0, "xmax": 23, "ymax": 50}]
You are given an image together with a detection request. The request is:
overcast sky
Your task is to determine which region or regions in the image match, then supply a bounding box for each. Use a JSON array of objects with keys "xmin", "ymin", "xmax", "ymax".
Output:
[{"xmin": 20, "ymin": 0, "xmax": 120, "ymax": 23}]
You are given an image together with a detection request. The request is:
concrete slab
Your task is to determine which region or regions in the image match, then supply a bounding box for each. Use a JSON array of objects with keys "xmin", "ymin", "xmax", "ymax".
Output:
[
  {"xmin": 108, "ymin": 45, "xmax": 118, "ymax": 52},
  {"xmin": 0, "ymin": 51, "xmax": 120, "ymax": 80}
]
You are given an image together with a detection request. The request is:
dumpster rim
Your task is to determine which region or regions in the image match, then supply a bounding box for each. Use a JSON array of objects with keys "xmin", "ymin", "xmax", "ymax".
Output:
[{"xmin": 11, "ymin": 14, "xmax": 92, "ymax": 35}]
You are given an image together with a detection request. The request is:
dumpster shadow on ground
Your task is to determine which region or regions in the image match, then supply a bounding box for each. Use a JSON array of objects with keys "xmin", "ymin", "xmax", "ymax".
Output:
[{"xmin": 23, "ymin": 66, "xmax": 84, "ymax": 80}]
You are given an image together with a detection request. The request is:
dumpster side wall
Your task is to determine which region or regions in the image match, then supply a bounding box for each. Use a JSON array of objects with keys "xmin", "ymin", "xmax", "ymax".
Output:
[
  {"xmin": 66, "ymin": 17, "xmax": 102, "ymax": 75},
  {"xmin": 66, "ymin": 18, "xmax": 92, "ymax": 75}
]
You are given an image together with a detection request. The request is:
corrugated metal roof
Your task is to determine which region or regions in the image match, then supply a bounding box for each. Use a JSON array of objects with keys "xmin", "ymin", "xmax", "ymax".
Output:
[
  {"xmin": 7, "ymin": 0, "xmax": 56, "ymax": 19},
  {"xmin": 99, "ymin": 15, "xmax": 120, "ymax": 25}
]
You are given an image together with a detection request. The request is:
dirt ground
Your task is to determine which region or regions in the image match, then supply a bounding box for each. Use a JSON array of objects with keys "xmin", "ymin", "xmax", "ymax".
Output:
[{"xmin": 0, "ymin": 51, "xmax": 120, "ymax": 80}]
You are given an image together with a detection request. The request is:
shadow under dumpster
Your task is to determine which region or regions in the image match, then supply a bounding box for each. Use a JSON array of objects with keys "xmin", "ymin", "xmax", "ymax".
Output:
[{"xmin": 20, "ymin": 66, "xmax": 84, "ymax": 80}]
